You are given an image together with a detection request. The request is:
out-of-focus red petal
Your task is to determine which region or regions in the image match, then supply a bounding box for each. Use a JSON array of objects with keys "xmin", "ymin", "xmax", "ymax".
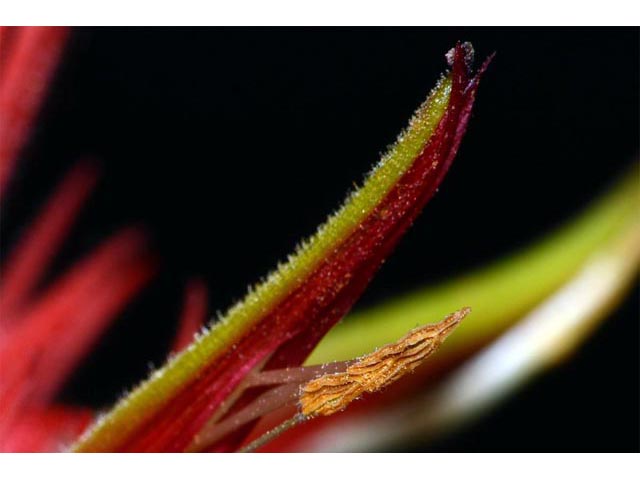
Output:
[
  {"xmin": 172, "ymin": 279, "xmax": 209, "ymax": 353},
  {"xmin": 0, "ymin": 228, "xmax": 156, "ymax": 432},
  {"xmin": 0, "ymin": 27, "xmax": 20, "ymax": 71},
  {"xmin": 0, "ymin": 162, "xmax": 99, "ymax": 322},
  {"xmin": 0, "ymin": 406, "xmax": 93, "ymax": 453},
  {"xmin": 0, "ymin": 27, "xmax": 69, "ymax": 195}
]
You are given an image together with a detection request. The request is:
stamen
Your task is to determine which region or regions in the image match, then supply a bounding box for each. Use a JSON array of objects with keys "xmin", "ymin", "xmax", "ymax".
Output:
[
  {"xmin": 236, "ymin": 307, "xmax": 469, "ymax": 451},
  {"xmin": 188, "ymin": 361, "xmax": 350, "ymax": 451},
  {"xmin": 299, "ymin": 307, "xmax": 469, "ymax": 418},
  {"xmin": 239, "ymin": 414, "xmax": 307, "ymax": 453},
  {"xmin": 188, "ymin": 383, "xmax": 301, "ymax": 452},
  {"xmin": 244, "ymin": 362, "xmax": 351, "ymax": 388},
  {"xmin": 188, "ymin": 308, "xmax": 468, "ymax": 452}
]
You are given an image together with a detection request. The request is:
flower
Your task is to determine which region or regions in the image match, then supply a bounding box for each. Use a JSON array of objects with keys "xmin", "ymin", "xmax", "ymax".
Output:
[{"xmin": 1, "ymin": 27, "xmax": 637, "ymax": 453}]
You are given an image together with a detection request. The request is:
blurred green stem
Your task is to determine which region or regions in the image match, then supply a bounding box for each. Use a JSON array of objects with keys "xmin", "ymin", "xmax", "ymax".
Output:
[{"xmin": 308, "ymin": 165, "xmax": 639, "ymax": 365}]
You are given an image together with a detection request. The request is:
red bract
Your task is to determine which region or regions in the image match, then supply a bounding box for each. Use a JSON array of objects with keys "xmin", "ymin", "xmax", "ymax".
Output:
[
  {"xmin": 0, "ymin": 406, "xmax": 93, "ymax": 453},
  {"xmin": 0, "ymin": 27, "xmax": 69, "ymax": 196},
  {"xmin": 172, "ymin": 279, "xmax": 209, "ymax": 353},
  {"xmin": 0, "ymin": 160, "xmax": 208, "ymax": 451},
  {"xmin": 0, "ymin": 162, "xmax": 98, "ymax": 323},
  {"xmin": 0, "ymin": 164, "xmax": 157, "ymax": 450},
  {"xmin": 0, "ymin": 173, "xmax": 211, "ymax": 452},
  {"xmin": 113, "ymin": 44, "xmax": 492, "ymax": 453}
]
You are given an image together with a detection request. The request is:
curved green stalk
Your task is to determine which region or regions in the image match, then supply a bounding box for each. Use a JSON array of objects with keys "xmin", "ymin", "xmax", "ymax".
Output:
[{"xmin": 307, "ymin": 165, "xmax": 639, "ymax": 365}]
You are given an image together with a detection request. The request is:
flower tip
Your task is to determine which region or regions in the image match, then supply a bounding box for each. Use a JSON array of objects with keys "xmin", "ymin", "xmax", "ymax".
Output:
[{"xmin": 446, "ymin": 42, "xmax": 475, "ymax": 70}]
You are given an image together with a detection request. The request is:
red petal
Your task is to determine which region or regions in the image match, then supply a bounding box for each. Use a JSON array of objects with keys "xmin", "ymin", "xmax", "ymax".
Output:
[
  {"xmin": 0, "ymin": 228, "xmax": 156, "ymax": 424},
  {"xmin": 0, "ymin": 27, "xmax": 69, "ymax": 195},
  {"xmin": 171, "ymin": 278, "xmax": 209, "ymax": 353},
  {"xmin": 0, "ymin": 162, "xmax": 99, "ymax": 322},
  {"xmin": 0, "ymin": 406, "xmax": 93, "ymax": 453}
]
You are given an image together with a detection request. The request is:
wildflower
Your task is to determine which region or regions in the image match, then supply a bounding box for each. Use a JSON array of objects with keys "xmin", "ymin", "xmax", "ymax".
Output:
[{"xmin": 1, "ymin": 27, "xmax": 637, "ymax": 453}]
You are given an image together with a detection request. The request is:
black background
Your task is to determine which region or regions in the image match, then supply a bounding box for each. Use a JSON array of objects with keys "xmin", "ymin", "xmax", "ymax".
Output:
[{"xmin": 2, "ymin": 28, "xmax": 638, "ymax": 451}]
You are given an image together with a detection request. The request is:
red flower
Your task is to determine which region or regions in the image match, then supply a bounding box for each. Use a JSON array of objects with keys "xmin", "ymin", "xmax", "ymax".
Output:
[{"xmin": 0, "ymin": 28, "xmax": 490, "ymax": 452}]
